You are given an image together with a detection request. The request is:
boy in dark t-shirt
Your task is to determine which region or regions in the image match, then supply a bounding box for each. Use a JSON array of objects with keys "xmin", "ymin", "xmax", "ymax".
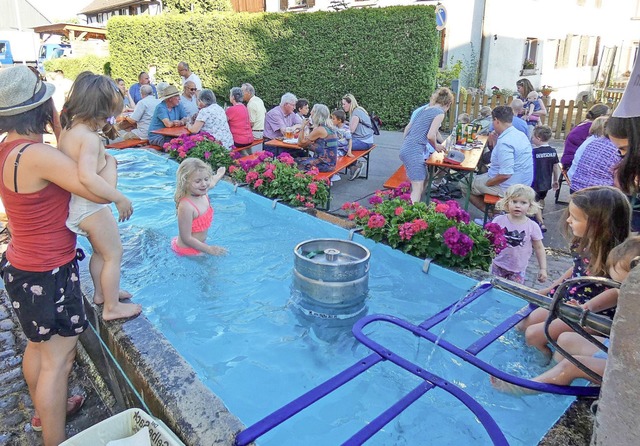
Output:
[{"xmin": 531, "ymin": 125, "xmax": 561, "ymax": 232}]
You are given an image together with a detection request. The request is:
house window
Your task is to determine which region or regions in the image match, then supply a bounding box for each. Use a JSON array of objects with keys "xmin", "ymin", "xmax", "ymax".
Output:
[
  {"xmin": 287, "ymin": 0, "xmax": 307, "ymax": 8},
  {"xmin": 577, "ymin": 35, "xmax": 590, "ymax": 67},
  {"xmin": 522, "ymin": 38, "xmax": 538, "ymax": 70}
]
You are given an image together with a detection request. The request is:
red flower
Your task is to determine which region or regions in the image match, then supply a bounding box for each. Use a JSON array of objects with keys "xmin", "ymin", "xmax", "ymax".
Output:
[
  {"xmin": 308, "ymin": 182, "xmax": 318, "ymax": 195},
  {"xmin": 394, "ymin": 207, "xmax": 404, "ymax": 216}
]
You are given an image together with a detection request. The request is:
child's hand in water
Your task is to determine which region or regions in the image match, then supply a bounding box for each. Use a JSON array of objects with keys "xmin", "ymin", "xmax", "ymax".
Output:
[
  {"xmin": 115, "ymin": 196, "xmax": 133, "ymax": 221},
  {"xmin": 205, "ymin": 245, "xmax": 227, "ymax": 256}
]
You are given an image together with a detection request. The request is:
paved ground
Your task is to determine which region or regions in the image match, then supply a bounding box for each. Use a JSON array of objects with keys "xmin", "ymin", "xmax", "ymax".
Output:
[{"xmin": 0, "ymin": 130, "xmax": 578, "ymax": 444}]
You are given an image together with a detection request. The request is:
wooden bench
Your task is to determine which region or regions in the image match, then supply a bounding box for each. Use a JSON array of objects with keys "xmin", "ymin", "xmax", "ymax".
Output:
[
  {"xmin": 231, "ymin": 139, "xmax": 264, "ymax": 154},
  {"xmin": 315, "ymin": 145, "xmax": 375, "ymax": 209},
  {"xmin": 483, "ymin": 194, "xmax": 500, "ymax": 225},
  {"xmin": 105, "ymin": 138, "xmax": 148, "ymax": 149},
  {"xmin": 315, "ymin": 145, "xmax": 375, "ymax": 182},
  {"xmin": 145, "ymin": 144, "xmax": 164, "ymax": 151},
  {"xmin": 383, "ymin": 165, "xmax": 408, "ymax": 189}
]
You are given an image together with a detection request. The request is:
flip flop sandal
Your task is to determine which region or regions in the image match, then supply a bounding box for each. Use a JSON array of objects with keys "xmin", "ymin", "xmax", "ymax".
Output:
[{"xmin": 31, "ymin": 395, "xmax": 85, "ymax": 432}]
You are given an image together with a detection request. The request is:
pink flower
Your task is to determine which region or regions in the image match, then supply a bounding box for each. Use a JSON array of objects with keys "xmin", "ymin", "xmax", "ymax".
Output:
[
  {"xmin": 356, "ymin": 207, "xmax": 370, "ymax": 219},
  {"xmin": 309, "ymin": 183, "xmax": 318, "ymax": 195},
  {"xmin": 179, "ymin": 152, "xmax": 186, "ymax": 158},
  {"xmin": 394, "ymin": 207, "xmax": 404, "ymax": 216},
  {"xmin": 305, "ymin": 202, "xmax": 315, "ymax": 208},
  {"xmin": 369, "ymin": 195, "xmax": 383, "ymax": 205},
  {"xmin": 263, "ymin": 169, "xmax": 275, "ymax": 180},
  {"xmin": 367, "ymin": 213, "xmax": 386, "ymax": 229},
  {"xmin": 228, "ymin": 165, "xmax": 237, "ymax": 174},
  {"xmin": 246, "ymin": 171, "xmax": 259, "ymax": 183},
  {"xmin": 435, "ymin": 203, "xmax": 449, "ymax": 213},
  {"xmin": 348, "ymin": 214, "xmax": 355, "ymax": 220},
  {"xmin": 296, "ymin": 194, "xmax": 306, "ymax": 202},
  {"xmin": 254, "ymin": 179, "xmax": 264, "ymax": 188},
  {"xmin": 204, "ymin": 151, "xmax": 211, "ymax": 160}
]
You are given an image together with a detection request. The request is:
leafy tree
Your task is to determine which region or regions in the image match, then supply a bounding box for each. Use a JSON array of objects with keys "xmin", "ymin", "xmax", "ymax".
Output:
[{"xmin": 163, "ymin": 0, "xmax": 232, "ymax": 13}]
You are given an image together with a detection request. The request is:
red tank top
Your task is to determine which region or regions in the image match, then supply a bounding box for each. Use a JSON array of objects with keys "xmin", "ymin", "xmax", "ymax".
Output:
[{"xmin": 0, "ymin": 139, "xmax": 77, "ymax": 271}]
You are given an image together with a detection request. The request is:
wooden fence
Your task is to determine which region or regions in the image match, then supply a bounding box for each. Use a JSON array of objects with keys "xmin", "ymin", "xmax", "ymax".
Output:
[{"xmin": 444, "ymin": 94, "xmax": 620, "ymax": 140}]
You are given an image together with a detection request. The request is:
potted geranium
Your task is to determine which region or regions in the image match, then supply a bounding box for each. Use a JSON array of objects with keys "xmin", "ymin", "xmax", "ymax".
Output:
[
  {"xmin": 522, "ymin": 59, "xmax": 535, "ymax": 70},
  {"xmin": 229, "ymin": 151, "xmax": 330, "ymax": 209},
  {"xmin": 342, "ymin": 183, "xmax": 507, "ymax": 270},
  {"xmin": 540, "ymin": 85, "xmax": 554, "ymax": 97},
  {"xmin": 164, "ymin": 132, "xmax": 234, "ymax": 171}
]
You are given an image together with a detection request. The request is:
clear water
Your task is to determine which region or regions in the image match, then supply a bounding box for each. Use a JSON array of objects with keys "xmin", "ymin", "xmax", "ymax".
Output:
[{"xmin": 86, "ymin": 150, "xmax": 576, "ymax": 445}]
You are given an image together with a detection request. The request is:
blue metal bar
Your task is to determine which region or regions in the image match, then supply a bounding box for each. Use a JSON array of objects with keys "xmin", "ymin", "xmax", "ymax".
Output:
[
  {"xmin": 354, "ymin": 314, "xmax": 599, "ymax": 397},
  {"xmin": 235, "ymin": 353, "xmax": 384, "ymax": 446},
  {"xmin": 345, "ymin": 328, "xmax": 509, "ymax": 445},
  {"xmin": 465, "ymin": 304, "xmax": 535, "ymax": 355},
  {"xmin": 418, "ymin": 281, "xmax": 493, "ymax": 330},
  {"xmin": 342, "ymin": 381, "xmax": 435, "ymax": 445}
]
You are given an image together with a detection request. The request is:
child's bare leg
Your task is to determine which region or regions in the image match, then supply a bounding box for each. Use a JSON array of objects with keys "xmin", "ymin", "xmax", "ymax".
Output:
[
  {"xmin": 491, "ymin": 356, "xmax": 606, "ymax": 394},
  {"xmin": 516, "ymin": 307, "xmax": 549, "ymax": 331},
  {"xmin": 524, "ymin": 322, "xmax": 553, "ymax": 357},
  {"xmin": 80, "ymin": 208, "xmax": 141, "ymax": 321},
  {"xmin": 88, "ymin": 240, "xmax": 133, "ymax": 303}
]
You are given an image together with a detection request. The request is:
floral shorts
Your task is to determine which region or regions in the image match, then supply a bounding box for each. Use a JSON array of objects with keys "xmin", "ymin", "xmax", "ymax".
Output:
[
  {"xmin": 0, "ymin": 252, "xmax": 88, "ymax": 342},
  {"xmin": 491, "ymin": 263, "xmax": 526, "ymax": 284}
]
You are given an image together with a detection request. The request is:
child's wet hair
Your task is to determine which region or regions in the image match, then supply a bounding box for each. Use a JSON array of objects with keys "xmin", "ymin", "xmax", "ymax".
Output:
[
  {"xmin": 60, "ymin": 72, "xmax": 124, "ymax": 140},
  {"xmin": 496, "ymin": 184, "xmax": 540, "ymax": 215},
  {"xmin": 174, "ymin": 158, "xmax": 213, "ymax": 208},
  {"xmin": 563, "ymin": 186, "xmax": 631, "ymax": 276},
  {"xmin": 606, "ymin": 236, "xmax": 640, "ymax": 279}
]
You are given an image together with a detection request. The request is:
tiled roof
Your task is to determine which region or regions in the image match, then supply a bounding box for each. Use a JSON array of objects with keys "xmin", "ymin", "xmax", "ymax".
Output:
[{"xmin": 80, "ymin": 0, "xmax": 145, "ymax": 14}]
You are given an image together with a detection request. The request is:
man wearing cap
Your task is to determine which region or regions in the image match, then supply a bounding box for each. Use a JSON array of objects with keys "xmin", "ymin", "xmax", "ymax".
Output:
[
  {"xmin": 123, "ymin": 84, "xmax": 160, "ymax": 140},
  {"xmin": 178, "ymin": 61, "xmax": 202, "ymax": 91},
  {"xmin": 148, "ymin": 84, "xmax": 189, "ymax": 147},
  {"xmin": 469, "ymin": 106, "xmax": 533, "ymax": 211}
]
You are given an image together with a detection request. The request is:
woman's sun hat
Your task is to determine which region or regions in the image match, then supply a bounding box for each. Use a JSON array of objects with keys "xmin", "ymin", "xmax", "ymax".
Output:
[
  {"xmin": 159, "ymin": 84, "xmax": 180, "ymax": 100},
  {"xmin": 0, "ymin": 66, "xmax": 55, "ymax": 116}
]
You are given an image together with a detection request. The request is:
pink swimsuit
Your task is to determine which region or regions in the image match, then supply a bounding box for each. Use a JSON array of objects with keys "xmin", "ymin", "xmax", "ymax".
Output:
[{"xmin": 172, "ymin": 196, "xmax": 214, "ymax": 256}]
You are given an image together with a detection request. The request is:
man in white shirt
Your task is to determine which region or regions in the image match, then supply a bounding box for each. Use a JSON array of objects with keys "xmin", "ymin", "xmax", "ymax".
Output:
[
  {"xmin": 124, "ymin": 84, "xmax": 160, "ymax": 140},
  {"xmin": 241, "ymin": 82, "xmax": 266, "ymax": 139},
  {"xmin": 177, "ymin": 61, "xmax": 202, "ymax": 90}
]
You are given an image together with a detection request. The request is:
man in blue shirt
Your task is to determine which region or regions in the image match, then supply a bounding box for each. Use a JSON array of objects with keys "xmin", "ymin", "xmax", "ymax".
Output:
[
  {"xmin": 148, "ymin": 85, "xmax": 189, "ymax": 147},
  {"xmin": 129, "ymin": 71, "xmax": 157, "ymax": 104},
  {"xmin": 469, "ymin": 106, "xmax": 533, "ymax": 211}
]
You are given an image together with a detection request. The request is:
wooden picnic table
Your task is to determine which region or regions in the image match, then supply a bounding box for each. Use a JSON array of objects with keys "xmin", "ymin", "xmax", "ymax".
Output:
[
  {"xmin": 151, "ymin": 125, "xmax": 189, "ymax": 138},
  {"xmin": 425, "ymin": 135, "xmax": 487, "ymax": 210},
  {"xmin": 263, "ymin": 138, "xmax": 306, "ymax": 150}
]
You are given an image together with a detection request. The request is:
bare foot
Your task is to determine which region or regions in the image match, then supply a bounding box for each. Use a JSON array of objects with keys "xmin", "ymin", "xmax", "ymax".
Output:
[
  {"xmin": 102, "ymin": 302, "xmax": 142, "ymax": 321},
  {"xmin": 490, "ymin": 376, "xmax": 538, "ymax": 395},
  {"xmin": 94, "ymin": 290, "xmax": 133, "ymax": 305}
]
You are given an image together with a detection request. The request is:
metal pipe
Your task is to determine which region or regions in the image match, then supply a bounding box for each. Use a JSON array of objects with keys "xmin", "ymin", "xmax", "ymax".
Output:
[{"xmin": 491, "ymin": 277, "xmax": 616, "ymax": 336}]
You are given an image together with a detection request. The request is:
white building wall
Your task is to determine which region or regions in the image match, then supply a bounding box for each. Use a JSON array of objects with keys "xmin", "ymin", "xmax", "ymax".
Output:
[{"xmin": 254, "ymin": 0, "xmax": 640, "ymax": 99}]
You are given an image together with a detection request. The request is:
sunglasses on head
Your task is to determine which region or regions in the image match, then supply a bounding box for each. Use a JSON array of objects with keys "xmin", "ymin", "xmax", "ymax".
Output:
[{"xmin": 27, "ymin": 66, "xmax": 45, "ymax": 97}]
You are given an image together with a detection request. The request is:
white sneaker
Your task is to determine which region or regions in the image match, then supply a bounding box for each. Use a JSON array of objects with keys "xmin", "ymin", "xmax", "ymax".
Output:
[{"xmin": 331, "ymin": 174, "xmax": 342, "ymax": 181}]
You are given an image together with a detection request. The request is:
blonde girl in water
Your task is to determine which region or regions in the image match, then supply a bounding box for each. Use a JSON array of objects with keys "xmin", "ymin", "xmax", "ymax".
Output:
[
  {"xmin": 173, "ymin": 158, "xmax": 227, "ymax": 256},
  {"xmin": 58, "ymin": 72, "xmax": 141, "ymax": 321}
]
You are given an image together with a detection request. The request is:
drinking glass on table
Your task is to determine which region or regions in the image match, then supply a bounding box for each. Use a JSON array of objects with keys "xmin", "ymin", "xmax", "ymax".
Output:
[{"xmin": 284, "ymin": 126, "xmax": 294, "ymax": 139}]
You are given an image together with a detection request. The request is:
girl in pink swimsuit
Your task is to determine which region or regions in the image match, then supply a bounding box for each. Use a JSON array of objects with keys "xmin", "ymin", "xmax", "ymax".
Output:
[{"xmin": 173, "ymin": 158, "xmax": 227, "ymax": 256}]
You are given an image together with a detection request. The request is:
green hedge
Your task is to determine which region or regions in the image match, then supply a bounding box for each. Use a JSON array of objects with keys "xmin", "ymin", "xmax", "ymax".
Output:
[
  {"xmin": 43, "ymin": 54, "xmax": 110, "ymax": 79},
  {"xmin": 107, "ymin": 6, "xmax": 439, "ymax": 128}
]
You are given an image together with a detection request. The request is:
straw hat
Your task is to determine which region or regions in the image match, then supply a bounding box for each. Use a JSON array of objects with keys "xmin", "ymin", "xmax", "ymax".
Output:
[
  {"xmin": 159, "ymin": 84, "xmax": 180, "ymax": 100},
  {"xmin": 613, "ymin": 60, "xmax": 640, "ymax": 118},
  {"xmin": 0, "ymin": 66, "xmax": 56, "ymax": 116}
]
